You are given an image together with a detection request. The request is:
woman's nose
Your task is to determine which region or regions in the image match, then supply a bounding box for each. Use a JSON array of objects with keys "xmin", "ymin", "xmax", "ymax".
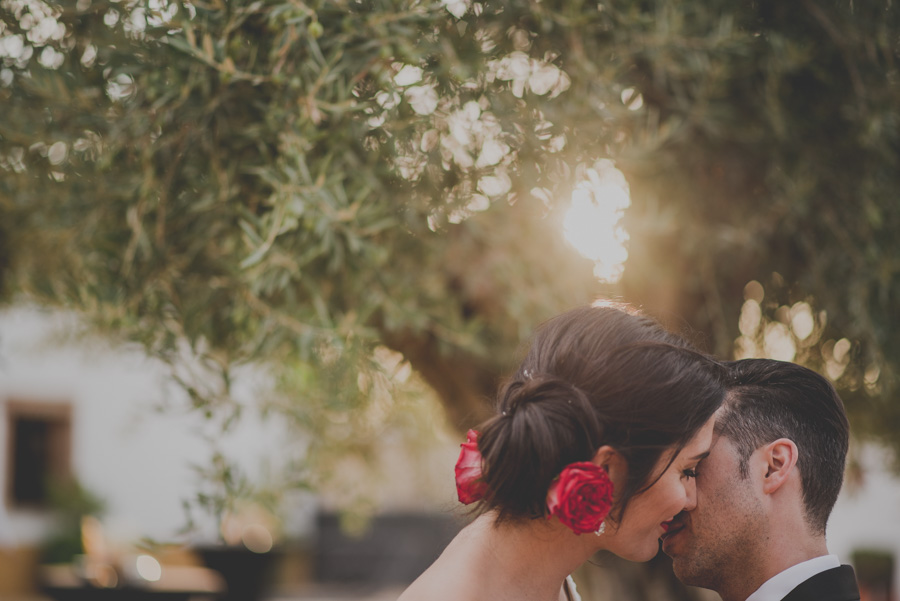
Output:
[{"xmin": 682, "ymin": 478, "xmax": 698, "ymax": 512}]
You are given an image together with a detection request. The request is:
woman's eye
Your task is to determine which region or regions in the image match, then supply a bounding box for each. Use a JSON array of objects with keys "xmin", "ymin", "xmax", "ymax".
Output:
[{"xmin": 683, "ymin": 468, "xmax": 698, "ymax": 479}]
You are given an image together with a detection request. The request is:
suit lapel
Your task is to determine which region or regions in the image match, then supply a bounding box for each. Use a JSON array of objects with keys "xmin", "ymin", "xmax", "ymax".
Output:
[{"xmin": 780, "ymin": 566, "xmax": 860, "ymax": 601}]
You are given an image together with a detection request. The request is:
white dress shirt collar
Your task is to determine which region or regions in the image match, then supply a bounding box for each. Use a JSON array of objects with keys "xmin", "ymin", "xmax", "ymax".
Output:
[{"xmin": 745, "ymin": 555, "xmax": 840, "ymax": 601}]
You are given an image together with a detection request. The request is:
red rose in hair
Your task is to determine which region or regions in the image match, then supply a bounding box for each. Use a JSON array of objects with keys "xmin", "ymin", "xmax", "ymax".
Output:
[
  {"xmin": 546, "ymin": 461, "xmax": 614, "ymax": 535},
  {"xmin": 454, "ymin": 429, "xmax": 487, "ymax": 504}
]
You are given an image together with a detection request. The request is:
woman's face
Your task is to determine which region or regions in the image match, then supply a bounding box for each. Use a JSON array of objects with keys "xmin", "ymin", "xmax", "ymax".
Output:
[{"xmin": 603, "ymin": 415, "xmax": 717, "ymax": 562}]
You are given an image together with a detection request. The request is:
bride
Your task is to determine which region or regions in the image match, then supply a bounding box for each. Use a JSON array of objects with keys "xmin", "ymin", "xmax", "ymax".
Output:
[{"xmin": 397, "ymin": 303, "xmax": 724, "ymax": 601}]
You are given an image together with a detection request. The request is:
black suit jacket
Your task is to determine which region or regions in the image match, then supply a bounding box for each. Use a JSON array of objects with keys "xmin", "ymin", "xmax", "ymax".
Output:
[{"xmin": 781, "ymin": 565, "xmax": 860, "ymax": 601}]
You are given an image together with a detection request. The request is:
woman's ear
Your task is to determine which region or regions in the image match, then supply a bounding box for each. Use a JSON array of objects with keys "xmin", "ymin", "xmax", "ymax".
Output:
[
  {"xmin": 760, "ymin": 438, "xmax": 799, "ymax": 495},
  {"xmin": 592, "ymin": 445, "xmax": 626, "ymax": 489}
]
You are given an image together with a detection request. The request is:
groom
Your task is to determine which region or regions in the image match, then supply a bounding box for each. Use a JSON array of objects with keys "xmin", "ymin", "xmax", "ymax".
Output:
[{"xmin": 661, "ymin": 358, "xmax": 860, "ymax": 601}]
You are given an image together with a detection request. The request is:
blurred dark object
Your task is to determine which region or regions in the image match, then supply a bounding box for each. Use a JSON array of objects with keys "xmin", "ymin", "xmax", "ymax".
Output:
[
  {"xmin": 197, "ymin": 545, "xmax": 280, "ymax": 601},
  {"xmin": 853, "ymin": 548, "xmax": 895, "ymax": 601},
  {"xmin": 314, "ymin": 512, "xmax": 463, "ymax": 584}
]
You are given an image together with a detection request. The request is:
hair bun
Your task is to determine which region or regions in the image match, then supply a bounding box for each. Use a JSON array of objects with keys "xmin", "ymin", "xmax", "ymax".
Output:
[{"xmin": 499, "ymin": 374, "xmax": 593, "ymax": 423}]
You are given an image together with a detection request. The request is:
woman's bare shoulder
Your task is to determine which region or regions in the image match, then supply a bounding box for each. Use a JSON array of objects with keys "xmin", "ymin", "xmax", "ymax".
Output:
[
  {"xmin": 397, "ymin": 577, "xmax": 472, "ymax": 601},
  {"xmin": 396, "ymin": 560, "xmax": 482, "ymax": 601},
  {"xmin": 396, "ymin": 523, "xmax": 490, "ymax": 601}
]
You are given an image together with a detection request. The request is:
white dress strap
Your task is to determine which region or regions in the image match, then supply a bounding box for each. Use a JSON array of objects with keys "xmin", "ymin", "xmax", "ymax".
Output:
[{"xmin": 565, "ymin": 576, "xmax": 582, "ymax": 601}]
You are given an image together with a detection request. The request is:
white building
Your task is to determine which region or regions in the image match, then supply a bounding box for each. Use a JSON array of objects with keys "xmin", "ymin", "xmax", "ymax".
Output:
[{"xmin": 0, "ymin": 305, "xmax": 305, "ymax": 593}]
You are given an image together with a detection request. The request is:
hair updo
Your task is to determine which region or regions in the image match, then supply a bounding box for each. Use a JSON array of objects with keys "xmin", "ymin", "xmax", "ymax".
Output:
[{"xmin": 475, "ymin": 303, "xmax": 725, "ymax": 524}]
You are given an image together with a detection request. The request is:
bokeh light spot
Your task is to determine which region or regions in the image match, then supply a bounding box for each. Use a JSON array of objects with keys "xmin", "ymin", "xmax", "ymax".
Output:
[
  {"xmin": 763, "ymin": 322, "xmax": 796, "ymax": 361},
  {"xmin": 136, "ymin": 555, "xmax": 162, "ymax": 582},
  {"xmin": 789, "ymin": 302, "xmax": 815, "ymax": 341}
]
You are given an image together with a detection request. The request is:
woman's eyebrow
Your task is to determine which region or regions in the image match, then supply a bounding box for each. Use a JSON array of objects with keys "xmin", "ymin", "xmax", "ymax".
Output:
[{"xmin": 689, "ymin": 450, "xmax": 711, "ymax": 461}]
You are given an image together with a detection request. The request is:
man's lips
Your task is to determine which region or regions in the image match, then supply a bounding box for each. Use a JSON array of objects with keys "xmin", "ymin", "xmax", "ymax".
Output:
[{"xmin": 660, "ymin": 520, "xmax": 686, "ymax": 540}]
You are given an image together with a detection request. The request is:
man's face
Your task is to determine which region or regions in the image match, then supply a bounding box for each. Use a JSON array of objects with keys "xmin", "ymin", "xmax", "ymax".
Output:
[{"xmin": 660, "ymin": 429, "xmax": 766, "ymax": 590}]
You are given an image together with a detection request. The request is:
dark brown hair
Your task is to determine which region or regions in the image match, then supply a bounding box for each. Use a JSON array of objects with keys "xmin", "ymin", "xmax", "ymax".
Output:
[
  {"xmin": 718, "ymin": 359, "xmax": 850, "ymax": 534},
  {"xmin": 475, "ymin": 303, "xmax": 725, "ymax": 524}
]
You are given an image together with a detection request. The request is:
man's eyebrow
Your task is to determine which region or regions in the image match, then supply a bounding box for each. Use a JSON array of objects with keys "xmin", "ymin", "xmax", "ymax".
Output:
[{"xmin": 689, "ymin": 451, "xmax": 711, "ymax": 462}]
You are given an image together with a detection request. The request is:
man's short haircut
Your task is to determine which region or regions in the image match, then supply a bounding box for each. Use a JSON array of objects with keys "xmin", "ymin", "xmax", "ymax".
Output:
[{"xmin": 718, "ymin": 359, "xmax": 850, "ymax": 534}]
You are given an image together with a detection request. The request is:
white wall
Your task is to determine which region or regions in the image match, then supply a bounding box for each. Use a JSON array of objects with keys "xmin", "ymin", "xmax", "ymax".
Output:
[{"xmin": 0, "ymin": 305, "xmax": 302, "ymax": 548}]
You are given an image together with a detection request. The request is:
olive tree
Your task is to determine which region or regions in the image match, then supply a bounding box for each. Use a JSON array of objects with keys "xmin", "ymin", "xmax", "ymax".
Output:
[{"xmin": 2, "ymin": 0, "xmax": 899, "ymax": 504}]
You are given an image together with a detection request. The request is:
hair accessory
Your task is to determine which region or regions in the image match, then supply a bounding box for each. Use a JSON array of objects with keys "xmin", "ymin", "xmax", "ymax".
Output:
[
  {"xmin": 454, "ymin": 429, "xmax": 487, "ymax": 504},
  {"xmin": 523, "ymin": 368, "xmax": 533, "ymax": 379},
  {"xmin": 546, "ymin": 461, "xmax": 614, "ymax": 535}
]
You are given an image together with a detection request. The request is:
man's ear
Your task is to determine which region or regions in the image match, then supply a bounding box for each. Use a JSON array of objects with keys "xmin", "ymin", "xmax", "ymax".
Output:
[
  {"xmin": 592, "ymin": 445, "xmax": 627, "ymax": 487},
  {"xmin": 760, "ymin": 438, "xmax": 799, "ymax": 495}
]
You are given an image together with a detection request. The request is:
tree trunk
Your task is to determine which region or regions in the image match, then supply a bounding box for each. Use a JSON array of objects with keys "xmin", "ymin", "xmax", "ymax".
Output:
[{"xmin": 381, "ymin": 329, "xmax": 497, "ymax": 432}]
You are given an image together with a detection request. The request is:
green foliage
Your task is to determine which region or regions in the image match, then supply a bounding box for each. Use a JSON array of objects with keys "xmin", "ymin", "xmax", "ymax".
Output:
[
  {"xmin": 0, "ymin": 0, "xmax": 599, "ymax": 515},
  {"xmin": 2, "ymin": 0, "xmax": 900, "ymax": 476}
]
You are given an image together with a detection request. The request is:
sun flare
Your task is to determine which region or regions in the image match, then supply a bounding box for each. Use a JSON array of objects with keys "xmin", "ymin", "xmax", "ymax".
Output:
[{"xmin": 562, "ymin": 161, "xmax": 631, "ymax": 283}]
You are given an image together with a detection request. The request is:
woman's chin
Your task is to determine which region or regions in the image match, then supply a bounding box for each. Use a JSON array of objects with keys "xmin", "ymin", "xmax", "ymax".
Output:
[{"xmin": 610, "ymin": 540, "xmax": 660, "ymax": 563}]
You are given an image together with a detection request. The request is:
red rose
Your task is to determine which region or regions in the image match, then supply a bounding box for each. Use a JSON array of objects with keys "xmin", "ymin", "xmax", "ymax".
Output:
[
  {"xmin": 454, "ymin": 429, "xmax": 487, "ymax": 504},
  {"xmin": 546, "ymin": 461, "xmax": 613, "ymax": 535}
]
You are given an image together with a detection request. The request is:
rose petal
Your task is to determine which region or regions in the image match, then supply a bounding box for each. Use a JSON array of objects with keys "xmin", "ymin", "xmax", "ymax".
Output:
[{"xmin": 455, "ymin": 429, "xmax": 487, "ymax": 504}]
